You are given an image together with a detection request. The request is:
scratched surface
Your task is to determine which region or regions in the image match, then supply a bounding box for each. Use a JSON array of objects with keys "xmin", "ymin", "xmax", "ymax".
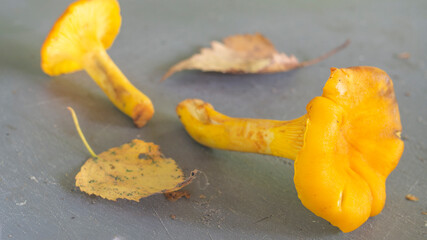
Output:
[{"xmin": 0, "ymin": 0, "xmax": 426, "ymax": 239}]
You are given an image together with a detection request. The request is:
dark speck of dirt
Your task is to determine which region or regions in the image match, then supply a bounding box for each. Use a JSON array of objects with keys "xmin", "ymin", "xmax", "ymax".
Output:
[
  {"xmin": 401, "ymin": 134, "xmax": 409, "ymax": 141},
  {"xmin": 89, "ymin": 195, "xmax": 97, "ymax": 204}
]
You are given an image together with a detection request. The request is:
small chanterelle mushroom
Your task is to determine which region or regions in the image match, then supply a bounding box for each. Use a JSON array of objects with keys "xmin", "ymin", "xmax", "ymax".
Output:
[
  {"xmin": 41, "ymin": 0, "xmax": 154, "ymax": 127},
  {"xmin": 177, "ymin": 66, "xmax": 404, "ymax": 232}
]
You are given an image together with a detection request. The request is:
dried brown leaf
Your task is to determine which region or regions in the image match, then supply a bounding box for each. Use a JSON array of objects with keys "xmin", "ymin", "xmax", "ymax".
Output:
[{"xmin": 162, "ymin": 33, "xmax": 349, "ymax": 80}]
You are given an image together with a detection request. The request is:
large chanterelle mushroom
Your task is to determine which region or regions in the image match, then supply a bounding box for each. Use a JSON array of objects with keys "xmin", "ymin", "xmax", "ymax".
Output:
[{"xmin": 176, "ymin": 66, "xmax": 404, "ymax": 232}]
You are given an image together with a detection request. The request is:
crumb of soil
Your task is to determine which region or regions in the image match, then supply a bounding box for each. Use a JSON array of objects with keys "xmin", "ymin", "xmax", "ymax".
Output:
[
  {"xmin": 397, "ymin": 52, "xmax": 410, "ymax": 59},
  {"xmin": 164, "ymin": 190, "xmax": 191, "ymax": 202},
  {"xmin": 405, "ymin": 194, "xmax": 419, "ymax": 201}
]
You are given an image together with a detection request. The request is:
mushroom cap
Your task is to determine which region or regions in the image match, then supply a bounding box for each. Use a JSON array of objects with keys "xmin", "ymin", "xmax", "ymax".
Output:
[
  {"xmin": 294, "ymin": 66, "xmax": 404, "ymax": 232},
  {"xmin": 41, "ymin": 0, "xmax": 121, "ymax": 76}
]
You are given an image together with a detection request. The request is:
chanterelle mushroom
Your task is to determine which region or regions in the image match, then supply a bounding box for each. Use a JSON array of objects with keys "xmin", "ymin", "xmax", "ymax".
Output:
[
  {"xmin": 176, "ymin": 66, "xmax": 404, "ymax": 232},
  {"xmin": 41, "ymin": 0, "xmax": 154, "ymax": 127}
]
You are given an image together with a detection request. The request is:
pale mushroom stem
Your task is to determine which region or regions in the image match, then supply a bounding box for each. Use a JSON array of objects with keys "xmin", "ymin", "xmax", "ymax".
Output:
[
  {"xmin": 177, "ymin": 99, "xmax": 307, "ymax": 160},
  {"xmin": 82, "ymin": 48, "xmax": 154, "ymax": 127}
]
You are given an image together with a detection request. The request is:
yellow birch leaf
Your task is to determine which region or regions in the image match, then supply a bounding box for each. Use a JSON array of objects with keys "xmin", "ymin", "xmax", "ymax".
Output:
[
  {"xmin": 68, "ymin": 107, "xmax": 197, "ymax": 201},
  {"xmin": 162, "ymin": 33, "xmax": 349, "ymax": 80},
  {"xmin": 75, "ymin": 139, "xmax": 197, "ymax": 201}
]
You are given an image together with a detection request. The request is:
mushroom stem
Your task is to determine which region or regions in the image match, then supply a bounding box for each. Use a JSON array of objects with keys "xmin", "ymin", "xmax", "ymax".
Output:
[
  {"xmin": 177, "ymin": 99, "xmax": 307, "ymax": 160},
  {"xmin": 82, "ymin": 48, "xmax": 154, "ymax": 127}
]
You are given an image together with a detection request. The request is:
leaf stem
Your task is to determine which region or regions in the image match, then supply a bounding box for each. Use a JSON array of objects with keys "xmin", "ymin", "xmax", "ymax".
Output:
[
  {"xmin": 298, "ymin": 39, "xmax": 351, "ymax": 67},
  {"xmin": 67, "ymin": 107, "xmax": 97, "ymax": 158}
]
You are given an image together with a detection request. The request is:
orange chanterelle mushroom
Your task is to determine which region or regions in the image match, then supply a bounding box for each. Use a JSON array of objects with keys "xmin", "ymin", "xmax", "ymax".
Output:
[
  {"xmin": 41, "ymin": 0, "xmax": 153, "ymax": 127},
  {"xmin": 177, "ymin": 66, "xmax": 404, "ymax": 232}
]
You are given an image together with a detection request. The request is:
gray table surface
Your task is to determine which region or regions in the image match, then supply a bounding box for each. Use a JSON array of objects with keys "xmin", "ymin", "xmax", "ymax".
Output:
[{"xmin": 1, "ymin": 0, "xmax": 426, "ymax": 239}]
